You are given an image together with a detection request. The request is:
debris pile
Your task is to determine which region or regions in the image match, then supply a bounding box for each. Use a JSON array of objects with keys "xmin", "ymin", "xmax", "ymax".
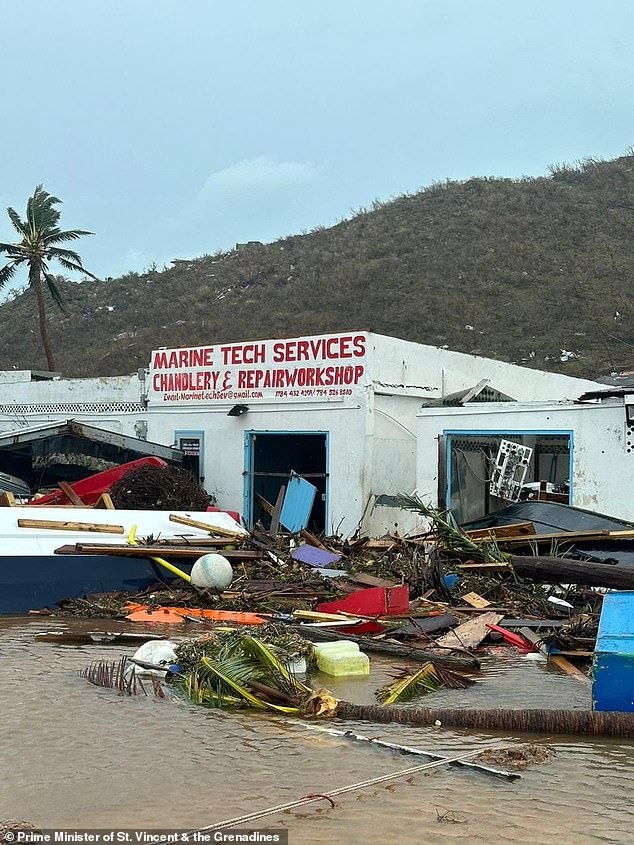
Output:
[
  {"xmin": 109, "ymin": 463, "xmax": 210, "ymax": 510},
  {"xmin": 46, "ymin": 491, "xmax": 626, "ymax": 690}
]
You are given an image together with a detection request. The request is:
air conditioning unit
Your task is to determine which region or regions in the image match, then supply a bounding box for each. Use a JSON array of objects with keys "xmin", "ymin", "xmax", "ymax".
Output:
[{"xmin": 489, "ymin": 439, "xmax": 533, "ymax": 502}]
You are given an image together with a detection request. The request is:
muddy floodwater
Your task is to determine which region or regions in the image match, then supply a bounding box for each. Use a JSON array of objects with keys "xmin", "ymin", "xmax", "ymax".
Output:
[{"xmin": 2, "ymin": 616, "xmax": 633, "ymax": 844}]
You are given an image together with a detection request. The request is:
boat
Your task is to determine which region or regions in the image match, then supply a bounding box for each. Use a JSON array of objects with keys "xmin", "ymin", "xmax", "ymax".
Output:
[{"xmin": 0, "ymin": 506, "xmax": 247, "ymax": 615}]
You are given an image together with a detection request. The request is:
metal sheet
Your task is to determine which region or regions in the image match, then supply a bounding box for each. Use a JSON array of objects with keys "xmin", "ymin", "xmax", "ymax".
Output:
[
  {"xmin": 461, "ymin": 501, "xmax": 634, "ymax": 534},
  {"xmin": 0, "ymin": 420, "xmax": 183, "ymax": 462},
  {"xmin": 280, "ymin": 472, "xmax": 317, "ymax": 532}
]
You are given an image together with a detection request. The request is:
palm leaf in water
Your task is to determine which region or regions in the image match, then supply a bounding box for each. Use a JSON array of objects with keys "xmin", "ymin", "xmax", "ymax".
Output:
[
  {"xmin": 180, "ymin": 642, "xmax": 303, "ymax": 714},
  {"xmin": 377, "ymin": 662, "xmax": 473, "ymax": 705}
]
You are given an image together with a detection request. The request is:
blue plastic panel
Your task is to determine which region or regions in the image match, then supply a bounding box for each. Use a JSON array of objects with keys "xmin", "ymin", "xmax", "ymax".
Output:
[
  {"xmin": 280, "ymin": 472, "xmax": 317, "ymax": 533},
  {"xmin": 593, "ymin": 591, "xmax": 634, "ymax": 711}
]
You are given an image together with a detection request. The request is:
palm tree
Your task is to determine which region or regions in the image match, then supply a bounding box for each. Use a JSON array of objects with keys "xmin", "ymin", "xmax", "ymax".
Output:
[{"xmin": 0, "ymin": 185, "xmax": 97, "ymax": 370}]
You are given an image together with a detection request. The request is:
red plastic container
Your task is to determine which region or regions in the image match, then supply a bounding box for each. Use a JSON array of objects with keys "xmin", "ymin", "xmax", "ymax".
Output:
[{"xmin": 317, "ymin": 585, "xmax": 409, "ymax": 634}]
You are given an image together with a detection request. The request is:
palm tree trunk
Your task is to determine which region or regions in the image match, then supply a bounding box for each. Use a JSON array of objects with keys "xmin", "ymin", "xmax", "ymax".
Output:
[
  {"xmin": 333, "ymin": 701, "xmax": 634, "ymax": 737},
  {"xmin": 30, "ymin": 263, "xmax": 55, "ymax": 371}
]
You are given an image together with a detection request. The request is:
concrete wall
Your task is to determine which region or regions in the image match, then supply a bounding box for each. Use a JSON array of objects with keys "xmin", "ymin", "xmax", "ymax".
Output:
[
  {"xmin": 416, "ymin": 400, "xmax": 634, "ymax": 521},
  {"xmin": 369, "ymin": 333, "xmax": 601, "ymax": 400},
  {"xmin": 0, "ymin": 373, "xmax": 142, "ymax": 410},
  {"xmin": 140, "ymin": 398, "xmax": 371, "ymax": 536},
  {"xmin": 0, "ymin": 331, "xmax": 607, "ymax": 535}
]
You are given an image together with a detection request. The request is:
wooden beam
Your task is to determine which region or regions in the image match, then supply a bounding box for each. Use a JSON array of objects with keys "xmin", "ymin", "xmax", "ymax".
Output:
[
  {"xmin": 255, "ymin": 494, "xmax": 275, "ymax": 517},
  {"xmin": 300, "ymin": 529, "xmax": 328, "ymax": 550},
  {"xmin": 168, "ymin": 513, "xmax": 244, "ymax": 539},
  {"xmin": 94, "ymin": 493, "xmax": 115, "ymax": 510},
  {"xmin": 0, "ymin": 491, "xmax": 16, "ymax": 507},
  {"xmin": 295, "ymin": 626, "xmax": 481, "ymax": 670},
  {"xmin": 55, "ymin": 543, "xmax": 262, "ymax": 561},
  {"xmin": 269, "ymin": 485, "xmax": 285, "ymax": 538},
  {"xmin": 58, "ymin": 481, "xmax": 85, "ymax": 507},
  {"xmin": 435, "ymin": 611, "xmax": 504, "ymax": 649},
  {"xmin": 456, "ymin": 562, "xmax": 511, "ymax": 573},
  {"xmin": 490, "ymin": 528, "xmax": 634, "ymax": 547},
  {"xmin": 511, "ymin": 554, "xmax": 634, "ymax": 590},
  {"xmin": 18, "ymin": 518, "xmax": 124, "ymax": 534},
  {"xmin": 465, "ymin": 521, "xmax": 535, "ymax": 541},
  {"xmin": 519, "ymin": 627, "xmax": 591, "ymax": 685}
]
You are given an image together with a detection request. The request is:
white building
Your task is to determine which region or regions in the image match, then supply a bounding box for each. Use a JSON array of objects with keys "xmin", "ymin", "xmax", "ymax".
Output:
[
  {"xmin": 416, "ymin": 390, "xmax": 634, "ymax": 524},
  {"xmin": 0, "ymin": 332, "xmax": 602, "ymax": 535}
]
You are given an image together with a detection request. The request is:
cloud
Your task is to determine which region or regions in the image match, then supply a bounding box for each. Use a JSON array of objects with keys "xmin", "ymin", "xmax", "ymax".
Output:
[
  {"xmin": 199, "ymin": 156, "xmax": 319, "ymax": 198},
  {"xmin": 153, "ymin": 156, "xmax": 325, "ymax": 257}
]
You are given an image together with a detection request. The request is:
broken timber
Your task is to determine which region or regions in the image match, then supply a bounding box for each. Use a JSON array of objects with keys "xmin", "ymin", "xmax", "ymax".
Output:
[
  {"xmin": 18, "ymin": 518, "xmax": 125, "ymax": 534},
  {"xmin": 434, "ymin": 611, "xmax": 504, "ymax": 650},
  {"xmin": 511, "ymin": 555, "xmax": 634, "ymax": 590}
]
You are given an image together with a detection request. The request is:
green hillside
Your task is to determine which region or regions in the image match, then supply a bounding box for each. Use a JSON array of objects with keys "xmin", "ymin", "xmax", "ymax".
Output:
[{"xmin": 1, "ymin": 153, "xmax": 634, "ymax": 378}]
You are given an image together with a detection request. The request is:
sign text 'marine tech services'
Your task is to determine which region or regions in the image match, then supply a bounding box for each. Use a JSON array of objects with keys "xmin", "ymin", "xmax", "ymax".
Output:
[{"xmin": 148, "ymin": 332, "xmax": 368, "ymax": 404}]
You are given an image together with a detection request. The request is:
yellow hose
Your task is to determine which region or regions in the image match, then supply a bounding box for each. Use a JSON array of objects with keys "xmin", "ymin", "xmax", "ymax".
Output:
[{"xmin": 128, "ymin": 524, "xmax": 191, "ymax": 583}]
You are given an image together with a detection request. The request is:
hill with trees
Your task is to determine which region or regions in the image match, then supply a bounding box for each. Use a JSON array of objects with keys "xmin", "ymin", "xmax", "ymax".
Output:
[{"xmin": 1, "ymin": 153, "xmax": 634, "ymax": 379}]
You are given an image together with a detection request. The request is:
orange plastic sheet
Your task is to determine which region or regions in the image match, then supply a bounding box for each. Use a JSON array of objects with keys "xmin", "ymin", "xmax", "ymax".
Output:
[{"xmin": 125, "ymin": 603, "xmax": 266, "ymax": 625}]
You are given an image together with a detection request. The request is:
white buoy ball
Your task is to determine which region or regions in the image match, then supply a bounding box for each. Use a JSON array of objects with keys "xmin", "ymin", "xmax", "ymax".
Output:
[{"xmin": 190, "ymin": 553, "xmax": 234, "ymax": 590}]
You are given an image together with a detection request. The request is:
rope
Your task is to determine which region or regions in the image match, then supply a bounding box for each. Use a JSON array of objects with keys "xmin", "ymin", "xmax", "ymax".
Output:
[{"xmin": 192, "ymin": 749, "xmax": 481, "ymax": 831}]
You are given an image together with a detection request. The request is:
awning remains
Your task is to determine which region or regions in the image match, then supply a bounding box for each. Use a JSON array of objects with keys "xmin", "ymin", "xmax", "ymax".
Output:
[{"xmin": 0, "ymin": 420, "xmax": 183, "ymax": 489}]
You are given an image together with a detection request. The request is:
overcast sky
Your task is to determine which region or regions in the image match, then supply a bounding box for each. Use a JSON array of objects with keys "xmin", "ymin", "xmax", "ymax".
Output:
[{"xmin": 1, "ymin": 0, "xmax": 633, "ymax": 283}]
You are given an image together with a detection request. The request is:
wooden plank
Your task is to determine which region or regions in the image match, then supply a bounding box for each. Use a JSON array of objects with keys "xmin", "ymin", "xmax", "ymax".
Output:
[
  {"xmin": 294, "ymin": 609, "xmax": 362, "ymax": 622},
  {"xmin": 364, "ymin": 537, "xmax": 398, "ymax": 550},
  {"xmin": 94, "ymin": 493, "xmax": 115, "ymax": 510},
  {"xmin": 168, "ymin": 513, "xmax": 244, "ymax": 539},
  {"xmin": 520, "ymin": 626, "xmax": 592, "ymax": 685},
  {"xmin": 256, "ymin": 493, "xmax": 275, "ymax": 517},
  {"xmin": 435, "ymin": 611, "xmax": 504, "ymax": 649},
  {"xmin": 18, "ymin": 518, "xmax": 124, "ymax": 534},
  {"xmin": 58, "ymin": 481, "xmax": 86, "ymax": 507},
  {"xmin": 348, "ymin": 572, "xmax": 400, "ymax": 589},
  {"xmin": 461, "ymin": 591, "xmax": 491, "ymax": 608},
  {"xmin": 501, "ymin": 618, "xmax": 568, "ymax": 629},
  {"xmin": 465, "ymin": 522, "xmax": 535, "ymax": 541},
  {"xmin": 269, "ymin": 485, "xmax": 285, "ymax": 538},
  {"xmin": 491, "ymin": 528, "xmax": 634, "ymax": 547},
  {"xmin": 511, "ymin": 554, "xmax": 634, "ymax": 590},
  {"xmin": 456, "ymin": 562, "xmax": 511, "ymax": 572},
  {"xmin": 0, "ymin": 491, "xmax": 16, "ymax": 507},
  {"xmin": 300, "ymin": 529, "xmax": 328, "ymax": 550},
  {"xmin": 158, "ymin": 537, "xmax": 239, "ymax": 547},
  {"xmin": 56, "ymin": 543, "xmax": 262, "ymax": 561}
]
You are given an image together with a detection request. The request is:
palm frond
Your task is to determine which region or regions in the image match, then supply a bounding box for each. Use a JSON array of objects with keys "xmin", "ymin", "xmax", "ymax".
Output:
[
  {"xmin": 7, "ymin": 207, "xmax": 27, "ymax": 237},
  {"xmin": 27, "ymin": 185, "xmax": 61, "ymax": 234},
  {"xmin": 0, "ymin": 262, "xmax": 18, "ymax": 287},
  {"xmin": 0, "ymin": 242, "xmax": 27, "ymax": 256},
  {"xmin": 46, "ymin": 246, "xmax": 82, "ymax": 264},
  {"xmin": 197, "ymin": 655, "xmax": 269, "ymax": 709},
  {"xmin": 239, "ymin": 634, "xmax": 311, "ymax": 695},
  {"xmin": 45, "ymin": 273, "xmax": 66, "ymax": 312},
  {"xmin": 176, "ymin": 633, "xmax": 306, "ymax": 713},
  {"xmin": 49, "ymin": 251, "xmax": 99, "ymax": 280},
  {"xmin": 44, "ymin": 228, "xmax": 94, "ymax": 245},
  {"xmin": 376, "ymin": 663, "xmax": 473, "ymax": 705},
  {"xmin": 397, "ymin": 493, "xmax": 507, "ymax": 562}
]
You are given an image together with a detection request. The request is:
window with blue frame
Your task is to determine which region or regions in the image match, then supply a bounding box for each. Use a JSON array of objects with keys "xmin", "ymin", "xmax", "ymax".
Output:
[{"xmin": 445, "ymin": 431, "xmax": 572, "ymax": 523}]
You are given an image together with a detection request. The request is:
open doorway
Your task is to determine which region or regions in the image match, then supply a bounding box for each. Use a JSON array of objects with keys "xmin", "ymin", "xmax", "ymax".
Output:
[{"xmin": 244, "ymin": 431, "xmax": 328, "ymax": 531}]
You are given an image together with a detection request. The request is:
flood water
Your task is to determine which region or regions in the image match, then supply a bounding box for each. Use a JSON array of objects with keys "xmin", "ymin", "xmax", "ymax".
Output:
[{"xmin": 2, "ymin": 616, "xmax": 633, "ymax": 844}]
